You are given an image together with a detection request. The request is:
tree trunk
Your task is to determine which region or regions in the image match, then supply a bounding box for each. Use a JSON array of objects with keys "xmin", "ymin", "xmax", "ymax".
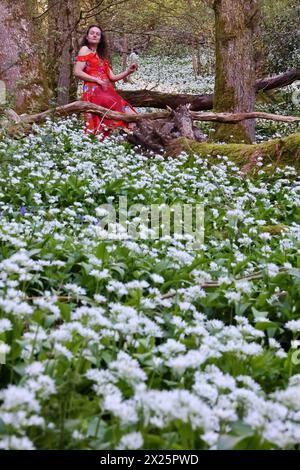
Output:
[
  {"xmin": 191, "ymin": 37, "xmax": 198, "ymax": 75},
  {"xmin": 213, "ymin": 0, "xmax": 261, "ymax": 143},
  {"xmin": 47, "ymin": 0, "xmax": 78, "ymax": 105},
  {"xmin": 121, "ymin": 33, "xmax": 129, "ymax": 83},
  {"xmin": 187, "ymin": 0, "xmax": 201, "ymax": 76},
  {"xmin": 0, "ymin": 0, "xmax": 49, "ymax": 113}
]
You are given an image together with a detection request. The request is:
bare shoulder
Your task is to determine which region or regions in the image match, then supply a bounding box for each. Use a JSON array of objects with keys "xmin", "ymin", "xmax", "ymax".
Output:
[{"xmin": 78, "ymin": 46, "xmax": 92, "ymax": 56}]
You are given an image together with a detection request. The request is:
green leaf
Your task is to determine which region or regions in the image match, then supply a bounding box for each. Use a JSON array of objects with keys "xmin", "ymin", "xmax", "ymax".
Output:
[
  {"xmin": 0, "ymin": 417, "xmax": 6, "ymax": 434},
  {"xmin": 252, "ymin": 307, "xmax": 269, "ymax": 320},
  {"xmin": 235, "ymin": 302, "xmax": 252, "ymax": 315},
  {"xmin": 255, "ymin": 321, "xmax": 279, "ymax": 331},
  {"xmin": 218, "ymin": 422, "xmax": 254, "ymax": 450}
]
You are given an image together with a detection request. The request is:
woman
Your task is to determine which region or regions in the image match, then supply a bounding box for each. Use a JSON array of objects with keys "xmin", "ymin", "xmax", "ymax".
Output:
[{"xmin": 74, "ymin": 25, "xmax": 138, "ymax": 139}]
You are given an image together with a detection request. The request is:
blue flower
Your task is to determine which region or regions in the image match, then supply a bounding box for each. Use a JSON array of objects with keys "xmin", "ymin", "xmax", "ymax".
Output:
[{"xmin": 20, "ymin": 206, "xmax": 26, "ymax": 216}]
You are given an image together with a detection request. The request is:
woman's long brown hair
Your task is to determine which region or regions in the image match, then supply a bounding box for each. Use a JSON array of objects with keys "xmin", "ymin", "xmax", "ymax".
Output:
[{"xmin": 80, "ymin": 25, "xmax": 109, "ymax": 60}]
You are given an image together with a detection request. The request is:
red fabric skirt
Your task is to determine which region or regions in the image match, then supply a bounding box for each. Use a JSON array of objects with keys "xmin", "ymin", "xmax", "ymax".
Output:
[{"xmin": 83, "ymin": 82, "xmax": 137, "ymax": 139}]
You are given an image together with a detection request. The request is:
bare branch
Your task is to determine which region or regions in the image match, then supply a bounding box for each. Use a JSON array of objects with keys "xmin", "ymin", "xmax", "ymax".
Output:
[{"xmin": 4, "ymin": 101, "xmax": 299, "ymax": 127}]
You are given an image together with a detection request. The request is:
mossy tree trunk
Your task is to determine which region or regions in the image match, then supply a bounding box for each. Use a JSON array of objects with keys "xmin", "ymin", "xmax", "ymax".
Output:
[
  {"xmin": 47, "ymin": 0, "xmax": 78, "ymax": 105},
  {"xmin": 0, "ymin": 0, "xmax": 49, "ymax": 113},
  {"xmin": 213, "ymin": 0, "xmax": 261, "ymax": 143}
]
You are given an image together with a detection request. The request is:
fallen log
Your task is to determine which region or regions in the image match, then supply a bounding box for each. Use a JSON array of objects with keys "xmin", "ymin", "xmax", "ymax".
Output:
[
  {"xmin": 190, "ymin": 111, "xmax": 300, "ymax": 124},
  {"xmin": 119, "ymin": 69, "xmax": 300, "ymax": 110},
  {"xmin": 255, "ymin": 69, "xmax": 300, "ymax": 92},
  {"xmin": 165, "ymin": 131, "xmax": 300, "ymax": 174},
  {"xmin": 119, "ymin": 89, "xmax": 214, "ymax": 111},
  {"xmin": 1, "ymin": 100, "xmax": 299, "ymax": 135}
]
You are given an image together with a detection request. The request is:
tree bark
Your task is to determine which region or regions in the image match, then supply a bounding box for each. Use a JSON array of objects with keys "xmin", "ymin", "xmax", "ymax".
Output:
[
  {"xmin": 0, "ymin": 0, "xmax": 49, "ymax": 113},
  {"xmin": 255, "ymin": 69, "xmax": 300, "ymax": 92},
  {"xmin": 213, "ymin": 0, "xmax": 261, "ymax": 143},
  {"xmin": 47, "ymin": 0, "xmax": 78, "ymax": 105},
  {"xmin": 121, "ymin": 33, "xmax": 129, "ymax": 83},
  {"xmin": 187, "ymin": 0, "xmax": 201, "ymax": 76},
  {"xmin": 191, "ymin": 37, "xmax": 200, "ymax": 75}
]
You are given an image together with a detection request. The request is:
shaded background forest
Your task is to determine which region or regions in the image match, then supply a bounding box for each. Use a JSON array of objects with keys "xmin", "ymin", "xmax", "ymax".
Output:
[{"xmin": 0, "ymin": 0, "xmax": 299, "ymax": 112}]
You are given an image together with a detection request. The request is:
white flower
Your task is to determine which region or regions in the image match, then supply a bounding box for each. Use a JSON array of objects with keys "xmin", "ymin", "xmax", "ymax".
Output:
[
  {"xmin": 0, "ymin": 318, "xmax": 12, "ymax": 333},
  {"xmin": 235, "ymin": 280, "xmax": 252, "ymax": 293},
  {"xmin": 72, "ymin": 430, "xmax": 85, "ymax": 441},
  {"xmin": 95, "ymin": 207, "xmax": 109, "ymax": 217},
  {"xmin": 157, "ymin": 339, "xmax": 186, "ymax": 357},
  {"xmin": 0, "ymin": 342, "xmax": 10, "ymax": 356},
  {"xmin": 224, "ymin": 291, "xmax": 241, "ymax": 303},
  {"xmin": 126, "ymin": 280, "xmax": 149, "ymax": 290},
  {"xmin": 0, "ymin": 436, "xmax": 35, "ymax": 450},
  {"xmin": 94, "ymin": 294, "xmax": 107, "ymax": 303},
  {"xmin": 285, "ymin": 320, "xmax": 300, "ymax": 333},
  {"xmin": 0, "ymin": 385, "xmax": 40, "ymax": 412},
  {"xmin": 54, "ymin": 343, "xmax": 73, "ymax": 360},
  {"xmin": 266, "ymin": 263, "xmax": 279, "ymax": 278},
  {"xmin": 64, "ymin": 283, "xmax": 86, "ymax": 296},
  {"xmin": 150, "ymin": 273, "xmax": 164, "ymax": 284},
  {"xmin": 109, "ymin": 351, "xmax": 147, "ymax": 385},
  {"xmin": 117, "ymin": 432, "xmax": 143, "ymax": 450},
  {"xmin": 90, "ymin": 268, "xmax": 110, "ymax": 280},
  {"xmin": 25, "ymin": 362, "xmax": 45, "ymax": 376},
  {"xmin": 201, "ymin": 431, "xmax": 219, "ymax": 446}
]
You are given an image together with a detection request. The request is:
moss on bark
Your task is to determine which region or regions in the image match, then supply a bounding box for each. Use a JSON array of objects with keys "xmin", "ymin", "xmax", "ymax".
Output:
[
  {"xmin": 168, "ymin": 132, "xmax": 300, "ymax": 173},
  {"xmin": 213, "ymin": 0, "xmax": 258, "ymax": 144}
]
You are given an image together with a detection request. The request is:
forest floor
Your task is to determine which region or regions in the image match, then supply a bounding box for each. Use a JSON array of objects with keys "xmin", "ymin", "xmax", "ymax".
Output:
[{"xmin": 0, "ymin": 55, "xmax": 300, "ymax": 450}]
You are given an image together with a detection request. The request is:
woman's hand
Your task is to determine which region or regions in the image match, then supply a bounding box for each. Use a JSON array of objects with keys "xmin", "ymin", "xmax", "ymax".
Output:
[
  {"xmin": 127, "ymin": 63, "xmax": 138, "ymax": 75},
  {"xmin": 95, "ymin": 78, "xmax": 110, "ymax": 90}
]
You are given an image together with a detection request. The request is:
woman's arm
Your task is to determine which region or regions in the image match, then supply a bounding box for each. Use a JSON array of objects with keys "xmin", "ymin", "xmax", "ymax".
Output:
[
  {"xmin": 108, "ymin": 63, "xmax": 138, "ymax": 83},
  {"xmin": 74, "ymin": 62, "xmax": 100, "ymax": 83},
  {"xmin": 73, "ymin": 47, "xmax": 107, "ymax": 87}
]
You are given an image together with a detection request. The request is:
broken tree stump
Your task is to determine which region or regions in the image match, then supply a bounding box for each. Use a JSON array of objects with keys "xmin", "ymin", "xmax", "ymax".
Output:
[{"xmin": 126, "ymin": 104, "xmax": 207, "ymax": 152}]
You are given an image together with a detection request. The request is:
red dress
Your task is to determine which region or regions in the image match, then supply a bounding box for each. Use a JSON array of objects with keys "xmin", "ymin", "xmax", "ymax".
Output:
[{"xmin": 76, "ymin": 52, "xmax": 137, "ymax": 138}]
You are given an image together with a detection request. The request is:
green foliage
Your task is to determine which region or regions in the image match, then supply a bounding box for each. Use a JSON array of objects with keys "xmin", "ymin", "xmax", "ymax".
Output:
[
  {"xmin": 261, "ymin": 0, "xmax": 300, "ymax": 73},
  {"xmin": 0, "ymin": 54, "xmax": 300, "ymax": 451}
]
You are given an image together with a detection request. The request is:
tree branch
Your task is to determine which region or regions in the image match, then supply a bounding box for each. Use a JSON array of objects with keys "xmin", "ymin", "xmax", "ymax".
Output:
[{"xmin": 7, "ymin": 101, "xmax": 299, "ymax": 126}]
